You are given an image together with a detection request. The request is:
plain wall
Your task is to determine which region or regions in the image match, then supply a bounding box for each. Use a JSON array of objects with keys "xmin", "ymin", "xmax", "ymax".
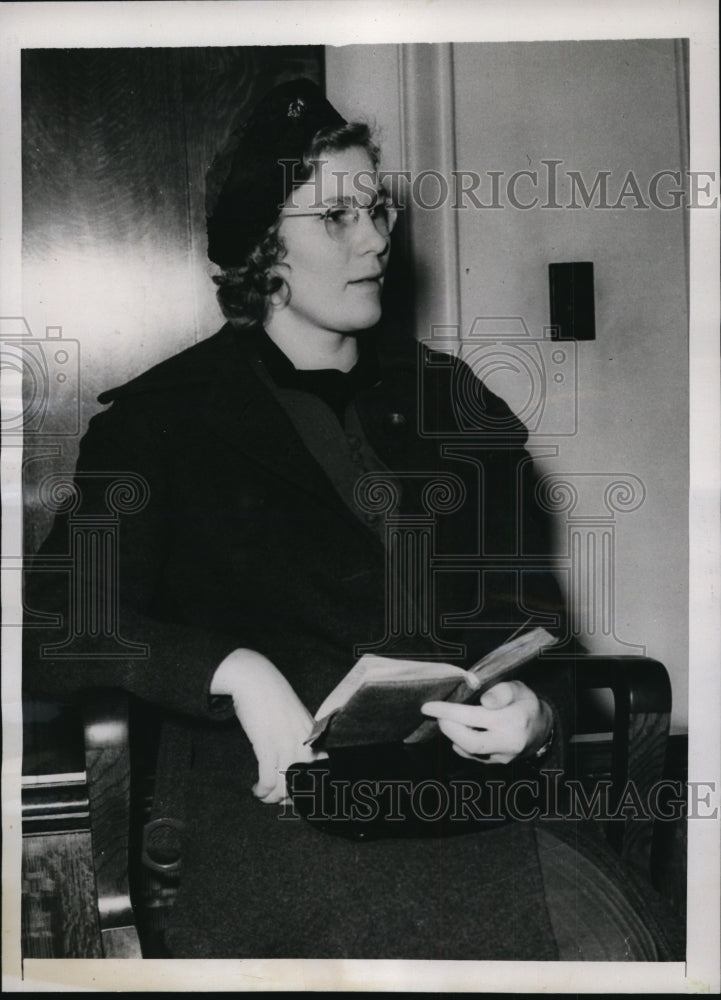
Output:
[{"xmin": 327, "ymin": 41, "xmax": 689, "ymax": 731}]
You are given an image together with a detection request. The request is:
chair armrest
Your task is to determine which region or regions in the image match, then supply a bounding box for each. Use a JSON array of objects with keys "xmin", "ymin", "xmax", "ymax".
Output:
[
  {"xmin": 83, "ymin": 690, "xmax": 142, "ymax": 957},
  {"xmin": 544, "ymin": 654, "xmax": 671, "ymax": 871}
]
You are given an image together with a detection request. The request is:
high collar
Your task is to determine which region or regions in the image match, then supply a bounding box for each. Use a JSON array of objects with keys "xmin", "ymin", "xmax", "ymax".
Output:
[
  {"xmin": 249, "ymin": 326, "xmax": 380, "ymax": 384},
  {"xmin": 246, "ymin": 326, "xmax": 382, "ymax": 424}
]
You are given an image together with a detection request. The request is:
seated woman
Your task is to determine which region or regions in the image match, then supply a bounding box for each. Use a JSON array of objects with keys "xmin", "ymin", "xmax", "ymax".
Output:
[{"xmin": 23, "ymin": 78, "xmax": 683, "ymax": 961}]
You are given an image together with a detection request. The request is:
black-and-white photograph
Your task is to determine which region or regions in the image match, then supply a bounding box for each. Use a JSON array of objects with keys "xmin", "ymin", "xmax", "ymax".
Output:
[{"xmin": 2, "ymin": 1, "xmax": 718, "ymax": 993}]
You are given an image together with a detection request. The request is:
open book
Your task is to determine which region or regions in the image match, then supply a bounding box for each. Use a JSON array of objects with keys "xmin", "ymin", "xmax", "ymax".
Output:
[{"xmin": 306, "ymin": 626, "xmax": 558, "ymax": 750}]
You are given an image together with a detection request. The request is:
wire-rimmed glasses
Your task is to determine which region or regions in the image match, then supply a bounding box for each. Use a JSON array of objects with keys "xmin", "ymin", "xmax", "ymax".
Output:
[{"xmin": 279, "ymin": 195, "xmax": 398, "ymax": 243}]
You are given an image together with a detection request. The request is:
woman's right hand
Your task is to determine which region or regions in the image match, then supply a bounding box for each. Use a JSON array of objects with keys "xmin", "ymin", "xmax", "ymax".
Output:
[{"xmin": 210, "ymin": 648, "xmax": 326, "ymax": 803}]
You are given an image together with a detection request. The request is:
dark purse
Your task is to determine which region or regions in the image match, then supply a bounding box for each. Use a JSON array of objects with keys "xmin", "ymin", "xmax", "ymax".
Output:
[{"xmin": 285, "ymin": 732, "xmax": 552, "ymax": 841}]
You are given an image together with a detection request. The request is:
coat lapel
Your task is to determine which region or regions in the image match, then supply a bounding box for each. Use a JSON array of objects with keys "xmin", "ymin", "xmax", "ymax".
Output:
[{"xmin": 198, "ymin": 328, "xmax": 384, "ymax": 535}]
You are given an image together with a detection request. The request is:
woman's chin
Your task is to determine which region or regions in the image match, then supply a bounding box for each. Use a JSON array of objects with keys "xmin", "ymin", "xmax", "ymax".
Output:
[{"xmin": 344, "ymin": 302, "xmax": 383, "ymax": 332}]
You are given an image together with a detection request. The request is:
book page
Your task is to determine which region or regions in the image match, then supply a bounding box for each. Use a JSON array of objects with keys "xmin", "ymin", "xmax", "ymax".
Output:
[{"xmin": 314, "ymin": 653, "xmax": 465, "ymax": 722}]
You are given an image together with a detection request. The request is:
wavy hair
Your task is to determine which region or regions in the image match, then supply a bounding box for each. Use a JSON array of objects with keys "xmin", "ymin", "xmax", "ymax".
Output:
[{"xmin": 213, "ymin": 121, "xmax": 379, "ymax": 328}]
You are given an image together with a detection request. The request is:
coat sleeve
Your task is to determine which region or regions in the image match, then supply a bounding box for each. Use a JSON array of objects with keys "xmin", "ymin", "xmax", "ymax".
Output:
[
  {"xmin": 448, "ymin": 353, "xmax": 579, "ymax": 767},
  {"xmin": 23, "ymin": 396, "xmax": 238, "ymax": 720}
]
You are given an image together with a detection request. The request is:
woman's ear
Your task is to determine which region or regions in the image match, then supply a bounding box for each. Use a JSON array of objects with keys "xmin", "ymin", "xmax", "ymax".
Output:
[
  {"xmin": 268, "ymin": 261, "xmax": 290, "ymax": 310},
  {"xmin": 268, "ymin": 286, "xmax": 286, "ymax": 310}
]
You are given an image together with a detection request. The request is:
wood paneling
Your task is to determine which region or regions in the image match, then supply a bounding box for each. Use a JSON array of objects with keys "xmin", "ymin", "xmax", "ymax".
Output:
[
  {"xmin": 22, "ymin": 831, "xmax": 102, "ymax": 958},
  {"xmin": 21, "ymin": 47, "xmax": 324, "ymax": 554}
]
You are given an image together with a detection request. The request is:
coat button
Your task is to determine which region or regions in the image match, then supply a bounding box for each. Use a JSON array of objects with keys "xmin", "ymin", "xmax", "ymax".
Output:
[
  {"xmin": 347, "ymin": 434, "xmax": 362, "ymax": 449},
  {"xmin": 387, "ymin": 412, "xmax": 406, "ymax": 428}
]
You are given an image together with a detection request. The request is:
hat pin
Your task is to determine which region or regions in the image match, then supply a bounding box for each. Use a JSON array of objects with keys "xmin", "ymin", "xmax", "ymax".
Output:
[{"xmin": 287, "ymin": 97, "xmax": 306, "ymax": 119}]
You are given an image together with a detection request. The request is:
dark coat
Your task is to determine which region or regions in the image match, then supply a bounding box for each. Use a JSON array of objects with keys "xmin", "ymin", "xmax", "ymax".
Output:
[{"xmin": 24, "ymin": 323, "xmax": 581, "ymax": 959}]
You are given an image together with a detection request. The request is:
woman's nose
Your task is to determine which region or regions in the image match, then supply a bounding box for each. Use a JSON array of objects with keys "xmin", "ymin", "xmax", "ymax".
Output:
[{"xmin": 354, "ymin": 209, "xmax": 390, "ymax": 254}]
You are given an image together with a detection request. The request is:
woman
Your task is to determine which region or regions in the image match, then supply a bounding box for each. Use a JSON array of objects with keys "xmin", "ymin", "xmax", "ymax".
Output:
[
  {"xmin": 24, "ymin": 78, "xmax": 682, "ymax": 960},
  {"xmin": 207, "ymin": 86, "xmax": 557, "ymax": 797}
]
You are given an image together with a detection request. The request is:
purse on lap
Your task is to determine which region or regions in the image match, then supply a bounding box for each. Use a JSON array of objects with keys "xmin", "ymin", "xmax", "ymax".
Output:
[{"xmin": 285, "ymin": 733, "xmax": 552, "ymax": 841}]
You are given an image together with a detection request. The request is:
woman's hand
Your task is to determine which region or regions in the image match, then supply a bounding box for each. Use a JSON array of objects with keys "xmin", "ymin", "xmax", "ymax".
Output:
[
  {"xmin": 421, "ymin": 680, "xmax": 553, "ymax": 765},
  {"xmin": 211, "ymin": 648, "xmax": 327, "ymax": 803}
]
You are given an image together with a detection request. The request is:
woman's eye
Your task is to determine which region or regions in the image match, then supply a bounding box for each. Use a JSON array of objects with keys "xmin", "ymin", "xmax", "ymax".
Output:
[{"xmin": 325, "ymin": 208, "xmax": 354, "ymax": 226}]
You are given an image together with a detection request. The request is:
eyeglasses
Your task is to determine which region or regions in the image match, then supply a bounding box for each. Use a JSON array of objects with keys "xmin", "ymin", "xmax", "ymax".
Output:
[{"xmin": 279, "ymin": 197, "xmax": 398, "ymax": 243}]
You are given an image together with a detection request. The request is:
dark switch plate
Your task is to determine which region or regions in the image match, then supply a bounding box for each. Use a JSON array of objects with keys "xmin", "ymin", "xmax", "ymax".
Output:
[{"xmin": 549, "ymin": 262, "xmax": 595, "ymax": 340}]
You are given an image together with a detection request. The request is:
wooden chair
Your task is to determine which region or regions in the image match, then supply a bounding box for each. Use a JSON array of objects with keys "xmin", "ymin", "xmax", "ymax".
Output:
[
  {"xmin": 21, "ymin": 654, "xmax": 678, "ymax": 959},
  {"xmin": 22, "ymin": 692, "xmax": 142, "ymax": 958}
]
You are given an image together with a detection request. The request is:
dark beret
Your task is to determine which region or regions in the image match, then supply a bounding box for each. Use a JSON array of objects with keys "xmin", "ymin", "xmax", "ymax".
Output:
[{"xmin": 206, "ymin": 78, "xmax": 347, "ymax": 268}]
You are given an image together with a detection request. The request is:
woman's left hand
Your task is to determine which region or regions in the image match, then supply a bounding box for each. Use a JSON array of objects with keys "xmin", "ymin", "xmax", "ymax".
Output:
[{"xmin": 421, "ymin": 680, "xmax": 553, "ymax": 764}]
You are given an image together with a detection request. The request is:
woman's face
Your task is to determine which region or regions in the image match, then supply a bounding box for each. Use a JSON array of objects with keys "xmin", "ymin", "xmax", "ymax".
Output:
[{"xmin": 272, "ymin": 146, "xmax": 391, "ymax": 337}]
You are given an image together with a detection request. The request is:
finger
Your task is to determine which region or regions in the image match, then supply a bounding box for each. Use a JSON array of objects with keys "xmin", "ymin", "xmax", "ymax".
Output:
[
  {"xmin": 258, "ymin": 760, "xmax": 292, "ymax": 803},
  {"xmin": 451, "ymin": 742, "xmax": 491, "ymax": 762},
  {"xmin": 439, "ymin": 716, "xmax": 524, "ymax": 756},
  {"xmin": 451, "ymin": 744, "xmax": 515, "ymax": 766},
  {"xmin": 259, "ymin": 778, "xmax": 287, "ymax": 804},
  {"xmin": 293, "ymin": 741, "xmax": 326, "ymax": 765},
  {"xmin": 253, "ymin": 749, "xmax": 279, "ymax": 798},
  {"xmin": 436, "ymin": 718, "xmax": 496, "ymax": 755},
  {"xmin": 480, "ymin": 681, "xmax": 517, "ymax": 709},
  {"xmin": 253, "ymin": 778, "xmax": 277, "ymax": 799},
  {"xmin": 422, "ymin": 700, "xmax": 499, "ymax": 728}
]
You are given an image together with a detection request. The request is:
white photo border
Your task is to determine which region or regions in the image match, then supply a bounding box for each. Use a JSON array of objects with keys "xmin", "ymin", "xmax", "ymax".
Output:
[{"xmin": 2, "ymin": 0, "xmax": 718, "ymax": 992}]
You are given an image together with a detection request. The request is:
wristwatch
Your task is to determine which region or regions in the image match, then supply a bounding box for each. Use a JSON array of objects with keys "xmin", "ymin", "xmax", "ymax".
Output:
[{"xmin": 532, "ymin": 717, "xmax": 555, "ymax": 759}]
